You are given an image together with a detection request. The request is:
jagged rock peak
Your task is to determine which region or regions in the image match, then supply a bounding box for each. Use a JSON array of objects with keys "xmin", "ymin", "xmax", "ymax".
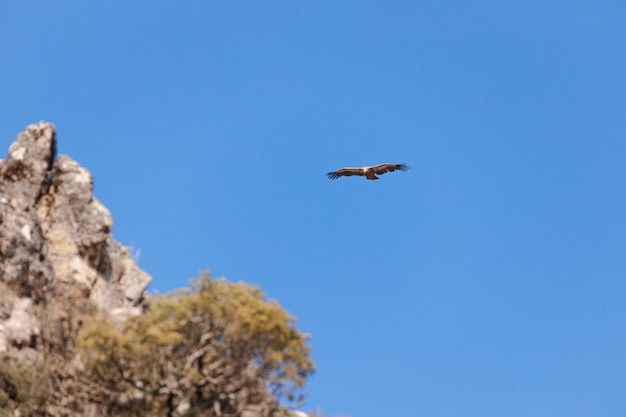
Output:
[{"xmin": 0, "ymin": 121, "xmax": 151, "ymax": 353}]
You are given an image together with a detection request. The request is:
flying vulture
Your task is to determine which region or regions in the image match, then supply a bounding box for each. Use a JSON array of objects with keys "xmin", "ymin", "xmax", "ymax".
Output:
[{"xmin": 326, "ymin": 163, "xmax": 409, "ymax": 180}]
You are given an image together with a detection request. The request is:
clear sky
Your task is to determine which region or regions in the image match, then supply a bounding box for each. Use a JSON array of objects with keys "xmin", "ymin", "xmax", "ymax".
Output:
[{"xmin": 2, "ymin": 2, "xmax": 626, "ymax": 416}]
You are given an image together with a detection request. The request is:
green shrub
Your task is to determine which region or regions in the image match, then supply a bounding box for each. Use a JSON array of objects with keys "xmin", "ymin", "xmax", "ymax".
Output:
[
  {"xmin": 78, "ymin": 272, "xmax": 315, "ymax": 416},
  {"xmin": 0, "ymin": 353, "xmax": 49, "ymax": 416}
]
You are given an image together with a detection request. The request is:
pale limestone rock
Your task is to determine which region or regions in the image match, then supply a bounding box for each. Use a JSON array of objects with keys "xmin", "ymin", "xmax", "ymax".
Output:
[
  {"xmin": 0, "ymin": 121, "xmax": 152, "ymax": 353},
  {"xmin": 9, "ymin": 146, "xmax": 26, "ymax": 161},
  {"xmin": 1, "ymin": 298, "xmax": 40, "ymax": 347},
  {"xmin": 20, "ymin": 224, "xmax": 32, "ymax": 241}
]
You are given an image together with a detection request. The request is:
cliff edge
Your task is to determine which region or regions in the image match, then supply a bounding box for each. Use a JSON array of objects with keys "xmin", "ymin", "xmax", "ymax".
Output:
[
  {"xmin": 0, "ymin": 121, "xmax": 151, "ymax": 354},
  {"xmin": 0, "ymin": 123, "xmax": 316, "ymax": 417}
]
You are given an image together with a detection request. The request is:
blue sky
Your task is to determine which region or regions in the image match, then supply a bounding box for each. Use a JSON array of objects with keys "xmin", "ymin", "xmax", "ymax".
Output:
[{"xmin": 2, "ymin": 2, "xmax": 626, "ymax": 416}]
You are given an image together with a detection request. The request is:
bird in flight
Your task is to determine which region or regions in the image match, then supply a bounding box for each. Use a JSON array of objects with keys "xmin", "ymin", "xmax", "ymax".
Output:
[{"xmin": 326, "ymin": 163, "xmax": 409, "ymax": 180}]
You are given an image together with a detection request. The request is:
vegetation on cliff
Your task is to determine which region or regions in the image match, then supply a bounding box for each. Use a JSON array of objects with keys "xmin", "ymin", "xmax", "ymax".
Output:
[
  {"xmin": 1, "ymin": 273, "xmax": 314, "ymax": 417},
  {"xmin": 79, "ymin": 272, "xmax": 314, "ymax": 416},
  {"xmin": 0, "ymin": 123, "xmax": 327, "ymax": 417}
]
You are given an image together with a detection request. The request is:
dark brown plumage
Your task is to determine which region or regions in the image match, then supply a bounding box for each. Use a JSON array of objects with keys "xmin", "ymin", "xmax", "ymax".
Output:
[{"xmin": 326, "ymin": 163, "xmax": 409, "ymax": 180}]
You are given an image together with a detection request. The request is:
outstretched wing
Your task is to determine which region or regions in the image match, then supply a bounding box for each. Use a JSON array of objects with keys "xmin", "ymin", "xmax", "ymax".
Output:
[
  {"xmin": 370, "ymin": 163, "xmax": 409, "ymax": 175},
  {"xmin": 326, "ymin": 167, "xmax": 364, "ymax": 180}
]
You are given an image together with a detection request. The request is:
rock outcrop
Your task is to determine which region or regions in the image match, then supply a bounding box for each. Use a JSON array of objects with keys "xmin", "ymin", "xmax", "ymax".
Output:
[
  {"xmin": 0, "ymin": 121, "xmax": 151, "ymax": 354},
  {"xmin": 0, "ymin": 123, "xmax": 317, "ymax": 417}
]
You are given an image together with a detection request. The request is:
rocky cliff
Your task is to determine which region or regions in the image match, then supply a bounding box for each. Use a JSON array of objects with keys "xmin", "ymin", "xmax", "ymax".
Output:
[
  {"xmin": 0, "ymin": 123, "xmax": 316, "ymax": 417},
  {"xmin": 0, "ymin": 121, "xmax": 151, "ymax": 354}
]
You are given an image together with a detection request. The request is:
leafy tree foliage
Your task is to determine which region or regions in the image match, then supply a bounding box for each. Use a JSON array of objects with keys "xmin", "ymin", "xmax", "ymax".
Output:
[{"xmin": 77, "ymin": 272, "xmax": 315, "ymax": 417}]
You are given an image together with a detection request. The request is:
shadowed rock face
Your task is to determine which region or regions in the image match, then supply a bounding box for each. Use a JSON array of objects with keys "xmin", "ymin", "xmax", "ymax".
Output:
[{"xmin": 0, "ymin": 121, "xmax": 151, "ymax": 353}]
